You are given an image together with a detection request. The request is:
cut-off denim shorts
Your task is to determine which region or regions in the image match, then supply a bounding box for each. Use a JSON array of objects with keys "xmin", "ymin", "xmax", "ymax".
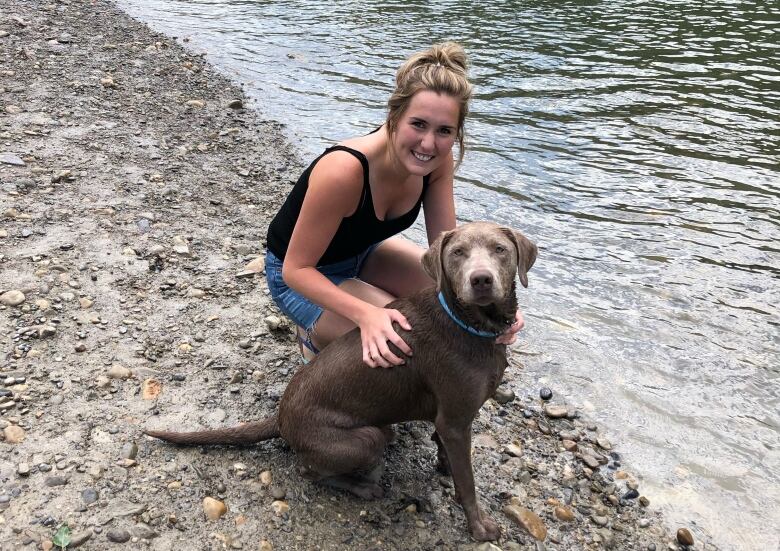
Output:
[{"xmin": 265, "ymin": 245, "xmax": 377, "ymax": 336}]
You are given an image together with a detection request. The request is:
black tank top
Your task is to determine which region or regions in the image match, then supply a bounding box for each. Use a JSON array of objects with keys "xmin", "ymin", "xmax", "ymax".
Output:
[{"xmin": 266, "ymin": 145, "xmax": 431, "ymax": 266}]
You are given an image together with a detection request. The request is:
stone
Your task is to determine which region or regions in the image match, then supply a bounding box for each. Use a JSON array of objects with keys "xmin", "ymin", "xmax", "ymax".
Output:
[
  {"xmin": 69, "ymin": 530, "xmax": 93, "ymax": 547},
  {"xmin": 554, "ymin": 506, "xmax": 574, "ymax": 522},
  {"xmin": 259, "ymin": 541, "xmax": 272, "ymax": 551},
  {"xmin": 504, "ymin": 443, "xmax": 523, "ymax": 457},
  {"xmin": 493, "ymin": 387, "xmax": 515, "ymax": 404},
  {"xmin": 539, "ymin": 387, "xmax": 553, "ymax": 401},
  {"xmin": 676, "ymin": 528, "xmax": 694, "ymax": 546},
  {"xmin": 0, "ymin": 290, "xmax": 25, "ymax": 306},
  {"xmin": 120, "ymin": 442, "xmax": 138, "ymax": 460},
  {"xmin": 561, "ymin": 439, "xmax": 578, "ymax": 452},
  {"xmin": 228, "ymin": 99, "xmax": 244, "ymax": 109},
  {"xmin": 259, "ymin": 470, "xmax": 272, "ymax": 486},
  {"xmin": 142, "ymin": 378, "xmax": 162, "ymax": 400},
  {"xmin": 264, "ymin": 315, "xmax": 282, "ymax": 331},
  {"xmin": 106, "ymin": 529, "xmax": 131, "ymax": 543},
  {"xmin": 107, "ymin": 365, "xmax": 131, "ymax": 379},
  {"xmin": 544, "ymin": 405, "xmax": 568, "ymax": 419},
  {"xmin": 188, "ymin": 288, "xmax": 206, "ymax": 298},
  {"xmin": 186, "ymin": 99, "xmax": 206, "ymax": 108},
  {"xmin": 203, "ymin": 497, "xmax": 227, "ymax": 520},
  {"xmin": 79, "ymin": 297, "xmax": 94, "ymax": 309},
  {"xmin": 503, "ymin": 504, "xmax": 547, "ymax": 541},
  {"xmin": 17, "ymin": 463, "xmax": 30, "ymax": 476},
  {"xmin": 82, "ymin": 488, "xmax": 99, "ymax": 504},
  {"xmin": 596, "ymin": 435, "xmax": 612, "ymax": 450},
  {"xmin": 3, "ymin": 425, "xmax": 25, "ymax": 443},
  {"xmin": 271, "ymin": 500, "xmax": 289, "ymax": 516},
  {"xmin": 0, "ymin": 152, "xmax": 25, "ymax": 166},
  {"xmin": 591, "ymin": 514, "xmax": 608, "ymax": 527}
]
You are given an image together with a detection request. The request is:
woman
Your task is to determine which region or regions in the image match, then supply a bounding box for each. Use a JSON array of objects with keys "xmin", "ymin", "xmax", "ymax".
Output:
[{"xmin": 265, "ymin": 42, "xmax": 523, "ymax": 367}]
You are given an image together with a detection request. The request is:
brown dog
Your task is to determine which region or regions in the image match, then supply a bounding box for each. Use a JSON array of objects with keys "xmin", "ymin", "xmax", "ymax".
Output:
[{"xmin": 144, "ymin": 221, "xmax": 537, "ymax": 541}]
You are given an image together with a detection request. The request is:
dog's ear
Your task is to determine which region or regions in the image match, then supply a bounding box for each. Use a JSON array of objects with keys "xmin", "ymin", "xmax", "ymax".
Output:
[
  {"xmin": 501, "ymin": 227, "xmax": 538, "ymax": 288},
  {"xmin": 422, "ymin": 229, "xmax": 454, "ymax": 288}
]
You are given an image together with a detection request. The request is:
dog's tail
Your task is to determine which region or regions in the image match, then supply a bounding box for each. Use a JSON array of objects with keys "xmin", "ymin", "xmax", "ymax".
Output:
[{"xmin": 143, "ymin": 416, "xmax": 280, "ymax": 446}]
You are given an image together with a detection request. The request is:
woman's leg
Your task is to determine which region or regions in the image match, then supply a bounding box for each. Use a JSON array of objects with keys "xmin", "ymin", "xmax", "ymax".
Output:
[
  {"xmin": 307, "ymin": 238, "xmax": 432, "ymax": 352},
  {"xmin": 358, "ymin": 237, "xmax": 432, "ymax": 298}
]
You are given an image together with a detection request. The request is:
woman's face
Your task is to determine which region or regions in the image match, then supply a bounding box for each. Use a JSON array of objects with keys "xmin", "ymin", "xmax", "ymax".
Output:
[{"xmin": 391, "ymin": 90, "xmax": 460, "ymax": 176}]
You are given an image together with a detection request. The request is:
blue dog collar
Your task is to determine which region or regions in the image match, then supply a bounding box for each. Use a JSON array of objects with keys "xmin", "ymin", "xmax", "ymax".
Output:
[{"xmin": 437, "ymin": 292, "xmax": 501, "ymax": 338}]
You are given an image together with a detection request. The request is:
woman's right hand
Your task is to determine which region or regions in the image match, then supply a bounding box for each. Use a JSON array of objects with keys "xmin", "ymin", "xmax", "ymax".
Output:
[{"xmin": 356, "ymin": 305, "xmax": 413, "ymax": 368}]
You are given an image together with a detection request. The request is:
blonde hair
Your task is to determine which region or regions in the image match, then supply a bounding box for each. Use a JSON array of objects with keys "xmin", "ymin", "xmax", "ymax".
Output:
[{"xmin": 387, "ymin": 42, "xmax": 473, "ymax": 167}]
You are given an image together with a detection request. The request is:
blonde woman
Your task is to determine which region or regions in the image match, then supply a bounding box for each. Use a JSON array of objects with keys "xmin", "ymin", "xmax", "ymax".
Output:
[{"xmin": 266, "ymin": 42, "xmax": 523, "ymax": 367}]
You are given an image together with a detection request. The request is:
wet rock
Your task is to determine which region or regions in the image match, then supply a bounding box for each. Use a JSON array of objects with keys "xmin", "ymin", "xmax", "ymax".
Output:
[
  {"xmin": 0, "ymin": 290, "xmax": 25, "ymax": 306},
  {"xmin": 503, "ymin": 504, "xmax": 547, "ymax": 541},
  {"xmin": 203, "ymin": 497, "xmax": 227, "ymax": 520},
  {"xmin": 676, "ymin": 528, "xmax": 694, "ymax": 546},
  {"xmin": 539, "ymin": 387, "xmax": 553, "ymax": 401}
]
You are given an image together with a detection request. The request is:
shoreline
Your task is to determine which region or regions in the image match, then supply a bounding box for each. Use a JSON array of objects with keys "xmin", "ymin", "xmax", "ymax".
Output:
[{"xmin": 1, "ymin": 1, "xmax": 689, "ymax": 549}]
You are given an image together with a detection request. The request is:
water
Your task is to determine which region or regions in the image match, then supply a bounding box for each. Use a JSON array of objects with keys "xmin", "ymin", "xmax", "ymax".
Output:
[{"xmin": 117, "ymin": 1, "xmax": 780, "ymax": 548}]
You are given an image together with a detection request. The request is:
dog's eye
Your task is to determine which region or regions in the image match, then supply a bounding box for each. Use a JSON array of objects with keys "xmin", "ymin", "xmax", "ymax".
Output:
[
  {"xmin": 495, "ymin": 245, "xmax": 506, "ymax": 253},
  {"xmin": 452, "ymin": 248, "xmax": 464, "ymax": 256}
]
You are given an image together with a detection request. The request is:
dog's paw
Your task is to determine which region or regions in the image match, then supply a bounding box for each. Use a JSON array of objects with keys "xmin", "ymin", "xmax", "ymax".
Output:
[{"xmin": 469, "ymin": 514, "xmax": 501, "ymax": 542}]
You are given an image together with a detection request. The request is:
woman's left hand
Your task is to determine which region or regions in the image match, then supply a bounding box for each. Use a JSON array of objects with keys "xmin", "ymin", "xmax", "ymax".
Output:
[{"xmin": 495, "ymin": 310, "xmax": 524, "ymax": 345}]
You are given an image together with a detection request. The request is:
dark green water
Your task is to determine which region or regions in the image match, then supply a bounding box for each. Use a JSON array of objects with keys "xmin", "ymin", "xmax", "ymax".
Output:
[{"xmin": 118, "ymin": 1, "xmax": 779, "ymax": 548}]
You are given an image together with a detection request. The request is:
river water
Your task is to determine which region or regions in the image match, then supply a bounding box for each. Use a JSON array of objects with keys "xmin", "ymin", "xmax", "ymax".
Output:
[{"xmin": 117, "ymin": 1, "xmax": 779, "ymax": 549}]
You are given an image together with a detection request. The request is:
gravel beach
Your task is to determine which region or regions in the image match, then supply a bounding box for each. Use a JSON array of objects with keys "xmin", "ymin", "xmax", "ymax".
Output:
[{"xmin": 1, "ymin": 1, "xmax": 689, "ymax": 549}]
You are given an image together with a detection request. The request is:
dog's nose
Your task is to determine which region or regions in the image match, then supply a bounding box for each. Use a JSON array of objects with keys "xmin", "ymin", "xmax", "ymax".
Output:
[{"xmin": 470, "ymin": 271, "xmax": 493, "ymax": 292}]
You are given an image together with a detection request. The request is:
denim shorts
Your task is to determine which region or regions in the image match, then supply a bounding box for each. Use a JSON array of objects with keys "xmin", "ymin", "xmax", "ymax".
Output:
[{"xmin": 265, "ymin": 245, "xmax": 377, "ymax": 332}]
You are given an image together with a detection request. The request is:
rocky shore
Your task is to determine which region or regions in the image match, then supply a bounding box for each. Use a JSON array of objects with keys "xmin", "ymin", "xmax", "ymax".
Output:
[{"xmin": 1, "ymin": 1, "xmax": 693, "ymax": 549}]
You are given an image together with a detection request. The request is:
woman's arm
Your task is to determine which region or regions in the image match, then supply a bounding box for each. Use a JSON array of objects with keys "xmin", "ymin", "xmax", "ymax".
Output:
[
  {"xmin": 282, "ymin": 152, "xmax": 412, "ymax": 367},
  {"xmin": 422, "ymin": 149, "xmax": 457, "ymax": 244}
]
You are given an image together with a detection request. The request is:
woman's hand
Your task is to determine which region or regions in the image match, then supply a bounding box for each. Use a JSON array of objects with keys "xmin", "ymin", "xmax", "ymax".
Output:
[
  {"xmin": 356, "ymin": 305, "xmax": 413, "ymax": 368},
  {"xmin": 495, "ymin": 310, "xmax": 525, "ymax": 345}
]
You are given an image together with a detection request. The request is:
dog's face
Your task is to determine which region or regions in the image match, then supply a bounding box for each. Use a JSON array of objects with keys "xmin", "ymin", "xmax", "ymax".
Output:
[{"xmin": 422, "ymin": 222, "xmax": 537, "ymax": 306}]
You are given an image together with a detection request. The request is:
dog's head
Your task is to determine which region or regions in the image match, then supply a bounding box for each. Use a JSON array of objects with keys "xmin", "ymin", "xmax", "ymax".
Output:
[{"xmin": 422, "ymin": 222, "xmax": 537, "ymax": 306}]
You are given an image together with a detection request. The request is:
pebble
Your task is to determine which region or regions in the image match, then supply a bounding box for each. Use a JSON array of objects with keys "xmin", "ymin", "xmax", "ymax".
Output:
[
  {"xmin": 203, "ymin": 497, "xmax": 227, "ymax": 520},
  {"xmin": 591, "ymin": 514, "xmax": 608, "ymax": 526},
  {"xmin": 45, "ymin": 476, "xmax": 68, "ymax": 487},
  {"xmin": 107, "ymin": 365, "xmax": 132, "ymax": 379},
  {"xmin": 120, "ymin": 442, "xmax": 138, "ymax": 460},
  {"xmin": 539, "ymin": 387, "xmax": 553, "ymax": 401},
  {"xmin": 271, "ymin": 500, "xmax": 289, "ymax": 516},
  {"xmin": 141, "ymin": 378, "xmax": 162, "ymax": 400},
  {"xmin": 3, "ymin": 425, "xmax": 25, "ymax": 443},
  {"xmin": 228, "ymin": 99, "xmax": 244, "ymax": 109},
  {"xmin": 270, "ymin": 485, "xmax": 286, "ymax": 500},
  {"xmin": 0, "ymin": 152, "xmax": 25, "ymax": 166},
  {"xmin": 107, "ymin": 529, "xmax": 131, "ymax": 543},
  {"xmin": 554, "ymin": 506, "xmax": 575, "ymax": 522},
  {"xmin": 544, "ymin": 404, "xmax": 568, "ymax": 418},
  {"xmin": 264, "ymin": 315, "xmax": 282, "ymax": 331},
  {"xmin": 82, "ymin": 488, "xmax": 99, "ymax": 504},
  {"xmin": 0, "ymin": 290, "xmax": 25, "ymax": 306},
  {"xmin": 17, "ymin": 463, "xmax": 30, "ymax": 476},
  {"xmin": 623, "ymin": 488, "xmax": 639, "ymax": 500},
  {"xmin": 676, "ymin": 528, "xmax": 694, "ymax": 546},
  {"xmin": 259, "ymin": 470, "xmax": 272, "ymax": 486},
  {"xmin": 494, "ymin": 387, "xmax": 515, "ymax": 404},
  {"xmin": 503, "ymin": 504, "xmax": 547, "ymax": 541}
]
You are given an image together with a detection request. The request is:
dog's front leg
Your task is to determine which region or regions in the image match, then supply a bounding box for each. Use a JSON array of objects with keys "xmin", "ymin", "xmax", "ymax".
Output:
[{"xmin": 434, "ymin": 419, "xmax": 500, "ymax": 542}]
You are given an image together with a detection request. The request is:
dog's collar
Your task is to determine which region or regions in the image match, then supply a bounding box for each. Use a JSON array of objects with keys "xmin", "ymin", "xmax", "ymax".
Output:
[{"xmin": 437, "ymin": 292, "xmax": 502, "ymax": 338}]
